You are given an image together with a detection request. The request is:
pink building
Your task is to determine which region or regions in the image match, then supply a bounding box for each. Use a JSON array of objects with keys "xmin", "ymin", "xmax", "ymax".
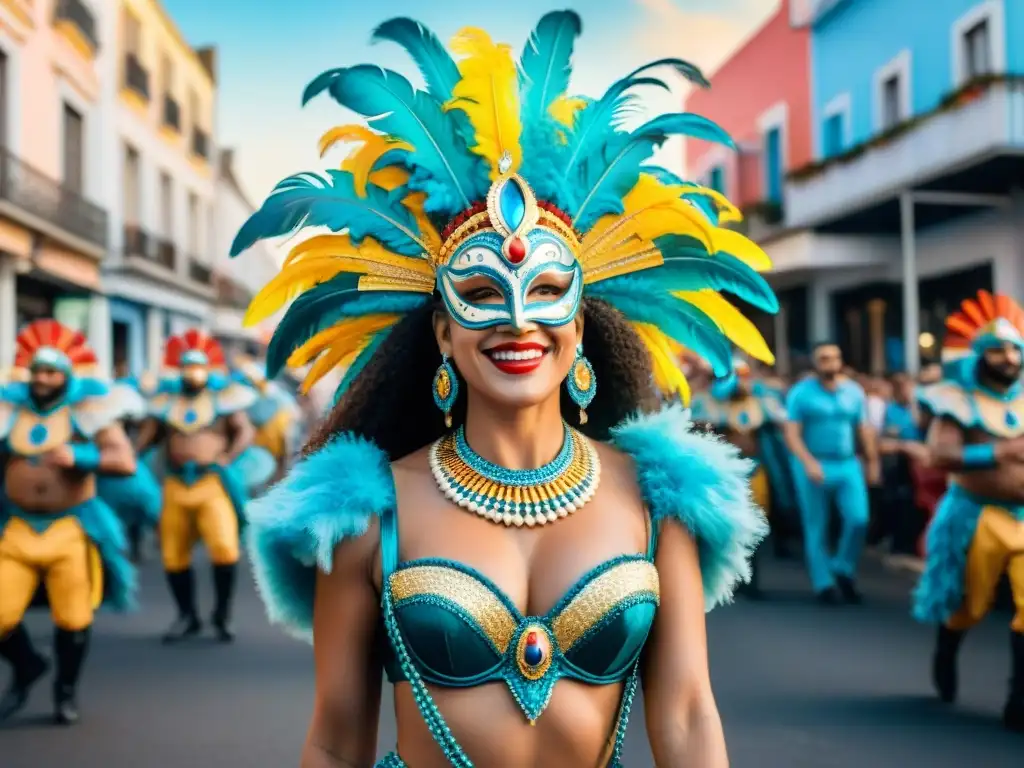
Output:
[
  {"xmin": 684, "ymin": 0, "xmax": 811, "ymax": 217},
  {"xmin": 0, "ymin": 0, "xmax": 109, "ymax": 365}
]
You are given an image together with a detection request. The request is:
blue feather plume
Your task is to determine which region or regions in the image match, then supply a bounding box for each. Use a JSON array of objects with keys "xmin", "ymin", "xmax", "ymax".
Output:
[
  {"xmin": 230, "ymin": 171, "xmax": 423, "ymax": 258},
  {"xmin": 304, "ymin": 65, "xmax": 488, "ymax": 214},
  {"xmin": 371, "ymin": 18, "xmax": 461, "ymax": 101},
  {"xmin": 625, "ymin": 57, "xmax": 710, "ymax": 89},
  {"xmin": 335, "ymin": 329, "xmax": 392, "ymax": 402},
  {"xmin": 519, "ymin": 11, "xmax": 583, "ymax": 124}
]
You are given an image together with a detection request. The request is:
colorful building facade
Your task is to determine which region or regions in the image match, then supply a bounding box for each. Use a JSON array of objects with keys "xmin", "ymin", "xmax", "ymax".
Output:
[
  {"xmin": 0, "ymin": 0, "xmax": 110, "ymax": 369},
  {"xmin": 786, "ymin": 0, "xmax": 1024, "ymax": 373}
]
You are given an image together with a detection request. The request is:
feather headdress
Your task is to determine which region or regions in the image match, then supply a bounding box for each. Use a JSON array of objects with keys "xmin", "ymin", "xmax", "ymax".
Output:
[
  {"xmin": 942, "ymin": 289, "xmax": 1024, "ymax": 364},
  {"xmin": 13, "ymin": 319, "xmax": 98, "ymax": 379},
  {"xmin": 232, "ymin": 11, "xmax": 778, "ymax": 401},
  {"xmin": 163, "ymin": 329, "xmax": 228, "ymax": 373}
]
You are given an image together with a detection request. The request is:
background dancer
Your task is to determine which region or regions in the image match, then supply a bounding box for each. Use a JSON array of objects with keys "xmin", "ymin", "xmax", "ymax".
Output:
[
  {"xmin": 784, "ymin": 342, "xmax": 879, "ymax": 604},
  {"xmin": 914, "ymin": 291, "xmax": 1024, "ymax": 732},
  {"xmin": 0, "ymin": 321, "xmax": 136, "ymax": 725}
]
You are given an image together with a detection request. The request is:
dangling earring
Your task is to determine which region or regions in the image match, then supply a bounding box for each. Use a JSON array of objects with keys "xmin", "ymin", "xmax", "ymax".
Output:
[
  {"xmin": 566, "ymin": 343, "xmax": 596, "ymax": 425},
  {"xmin": 433, "ymin": 353, "xmax": 459, "ymax": 428}
]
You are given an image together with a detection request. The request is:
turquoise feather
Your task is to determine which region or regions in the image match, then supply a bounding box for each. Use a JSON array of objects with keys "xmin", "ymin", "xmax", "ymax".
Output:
[
  {"xmin": 305, "ymin": 65, "xmax": 488, "ymax": 213},
  {"xmin": 335, "ymin": 329, "xmax": 392, "ymax": 403},
  {"xmin": 656, "ymin": 235, "xmax": 778, "ymax": 312},
  {"xmin": 519, "ymin": 11, "xmax": 583, "ymax": 123},
  {"xmin": 371, "ymin": 18, "xmax": 461, "ymax": 101},
  {"xmin": 625, "ymin": 57, "xmax": 710, "ymax": 89},
  {"xmin": 230, "ymin": 171, "xmax": 423, "ymax": 257}
]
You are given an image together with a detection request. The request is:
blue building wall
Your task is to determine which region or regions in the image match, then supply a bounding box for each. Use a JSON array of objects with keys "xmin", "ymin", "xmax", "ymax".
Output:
[
  {"xmin": 109, "ymin": 298, "xmax": 147, "ymax": 377},
  {"xmin": 811, "ymin": 0, "xmax": 1013, "ymax": 158}
]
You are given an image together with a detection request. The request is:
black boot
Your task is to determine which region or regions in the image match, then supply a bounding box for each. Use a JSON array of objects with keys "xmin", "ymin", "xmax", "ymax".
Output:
[
  {"xmin": 0, "ymin": 624, "xmax": 49, "ymax": 722},
  {"xmin": 932, "ymin": 625, "xmax": 965, "ymax": 704},
  {"xmin": 816, "ymin": 586, "xmax": 842, "ymax": 605},
  {"xmin": 211, "ymin": 563, "xmax": 237, "ymax": 643},
  {"xmin": 835, "ymin": 575, "xmax": 863, "ymax": 605},
  {"xmin": 52, "ymin": 628, "xmax": 89, "ymax": 726},
  {"xmin": 162, "ymin": 569, "xmax": 201, "ymax": 643},
  {"xmin": 128, "ymin": 524, "xmax": 143, "ymax": 564},
  {"xmin": 1003, "ymin": 632, "xmax": 1024, "ymax": 732}
]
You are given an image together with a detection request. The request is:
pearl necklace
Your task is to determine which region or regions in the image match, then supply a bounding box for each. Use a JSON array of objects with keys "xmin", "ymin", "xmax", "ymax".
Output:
[{"xmin": 428, "ymin": 423, "xmax": 601, "ymax": 527}]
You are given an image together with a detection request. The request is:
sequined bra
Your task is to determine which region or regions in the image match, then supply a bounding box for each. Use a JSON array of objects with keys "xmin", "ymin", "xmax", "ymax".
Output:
[{"xmin": 376, "ymin": 504, "xmax": 661, "ymax": 766}]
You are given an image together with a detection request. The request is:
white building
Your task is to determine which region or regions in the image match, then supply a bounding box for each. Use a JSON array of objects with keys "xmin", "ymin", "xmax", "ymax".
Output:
[
  {"xmin": 211, "ymin": 148, "xmax": 281, "ymax": 352},
  {"xmin": 93, "ymin": 0, "xmax": 219, "ymax": 376}
]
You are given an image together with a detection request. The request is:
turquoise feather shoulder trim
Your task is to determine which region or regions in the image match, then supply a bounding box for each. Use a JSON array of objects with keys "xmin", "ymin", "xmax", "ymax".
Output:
[
  {"xmin": 247, "ymin": 434, "xmax": 394, "ymax": 640},
  {"xmin": 610, "ymin": 402, "xmax": 766, "ymax": 610}
]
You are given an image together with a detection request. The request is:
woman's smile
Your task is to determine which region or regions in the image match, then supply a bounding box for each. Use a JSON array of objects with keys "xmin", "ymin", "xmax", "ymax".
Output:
[{"xmin": 481, "ymin": 341, "xmax": 551, "ymax": 375}]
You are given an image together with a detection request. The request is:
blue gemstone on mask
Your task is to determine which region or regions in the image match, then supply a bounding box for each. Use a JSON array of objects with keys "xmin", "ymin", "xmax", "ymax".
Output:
[
  {"xmin": 524, "ymin": 643, "xmax": 544, "ymax": 666},
  {"xmin": 29, "ymin": 424, "xmax": 48, "ymax": 445},
  {"xmin": 499, "ymin": 179, "xmax": 526, "ymax": 231}
]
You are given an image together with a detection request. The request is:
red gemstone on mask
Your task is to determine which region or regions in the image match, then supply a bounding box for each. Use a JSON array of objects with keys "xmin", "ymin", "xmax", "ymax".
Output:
[
  {"xmin": 527, "ymin": 631, "xmax": 538, "ymax": 644},
  {"xmin": 508, "ymin": 238, "xmax": 527, "ymax": 263}
]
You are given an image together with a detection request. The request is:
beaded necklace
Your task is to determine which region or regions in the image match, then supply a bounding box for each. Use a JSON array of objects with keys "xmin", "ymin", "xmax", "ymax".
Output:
[{"xmin": 428, "ymin": 422, "xmax": 601, "ymax": 527}]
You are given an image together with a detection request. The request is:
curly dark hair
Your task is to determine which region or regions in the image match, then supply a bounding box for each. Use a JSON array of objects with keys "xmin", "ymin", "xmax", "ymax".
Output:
[{"xmin": 304, "ymin": 297, "xmax": 657, "ymax": 460}]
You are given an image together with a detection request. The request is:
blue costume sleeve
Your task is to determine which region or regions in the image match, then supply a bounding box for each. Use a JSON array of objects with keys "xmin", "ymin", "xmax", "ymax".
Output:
[{"xmin": 785, "ymin": 381, "xmax": 805, "ymax": 422}]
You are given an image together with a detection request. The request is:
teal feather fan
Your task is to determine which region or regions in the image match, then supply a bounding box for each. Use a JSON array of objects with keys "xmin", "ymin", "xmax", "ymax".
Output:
[{"xmin": 232, "ymin": 10, "xmax": 778, "ymax": 399}]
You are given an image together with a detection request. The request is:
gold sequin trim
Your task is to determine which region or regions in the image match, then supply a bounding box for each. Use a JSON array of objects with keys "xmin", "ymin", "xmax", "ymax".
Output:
[
  {"xmin": 389, "ymin": 565, "xmax": 518, "ymax": 653},
  {"xmin": 552, "ymin": 561, "xmax": 660, "ymax": 652}
]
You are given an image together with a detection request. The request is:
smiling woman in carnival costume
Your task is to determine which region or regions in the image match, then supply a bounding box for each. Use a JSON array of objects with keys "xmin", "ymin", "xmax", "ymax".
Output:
[{"xmin": 234, "ymin": 12, "xmax": 777, "ymax": 766}]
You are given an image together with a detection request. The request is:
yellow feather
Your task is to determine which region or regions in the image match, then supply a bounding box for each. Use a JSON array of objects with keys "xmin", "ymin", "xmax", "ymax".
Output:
[
  {"xmin": 632, "ymin": 323, "xmax": 691, "ymax": 403},
  {"xmin": 299, "ymin": 314, "xmax": 399, "ymax": 392},
  {"xmin": 445, "ymin": 27, "xmax": 522, "ymax": 178},
  {"xmin": 318, "ymin": 125, "xmax": 413, "ymax": 196},
  {"xmin": 695, "ymin": 186, "xmax": 743, "ymax": 224},
  {"xmin": 711, "ymin": 228, "xmax": 772, "ymax": 272},
  {"xmin": 246, "ymin": 257, "xmax": 349, "ymax": 326},
  {"xmin": 674, "ymin": 289, "xmax": 775, "ymax": 364},
  {"xmin": 287, "ymin": 325, "xmax": 345, "ymax": 369},
  {"xmin": 549, "ymin": 96, "xmax": 587, "ymax": 127},
  {"xmin": 368, "ymin": 166, "xmax": 410, "ymax": 191}
]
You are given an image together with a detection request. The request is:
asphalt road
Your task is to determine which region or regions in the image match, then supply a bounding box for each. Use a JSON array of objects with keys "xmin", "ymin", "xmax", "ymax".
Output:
[{"xmin": 2, "ymin": 549, "xmax": 1022, "ymax": 767}]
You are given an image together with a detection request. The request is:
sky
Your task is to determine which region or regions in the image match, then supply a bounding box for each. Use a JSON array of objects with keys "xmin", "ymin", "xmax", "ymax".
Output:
[{"xmin": 165, "ymin": 0, "xmax": 779, "ymax": 212}]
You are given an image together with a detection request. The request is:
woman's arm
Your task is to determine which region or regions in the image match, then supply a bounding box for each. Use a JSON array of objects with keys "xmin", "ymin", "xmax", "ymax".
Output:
[
  {"xmin": 643, "ymin": 521, "xmax": 729, "ymax": 767},
  {"xmin": 302, "ymin": 523, "xmax": 385, "ymax": 768}
]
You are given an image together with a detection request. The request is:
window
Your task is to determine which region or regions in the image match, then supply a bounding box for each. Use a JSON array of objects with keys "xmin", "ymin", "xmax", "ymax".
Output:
[
  {"xmin": 62, "ymin": 104, "xmax": 84, "ymax": 194},
  {"xmin": 123, "ymin": 9, "xmax": 141, "ymax": 55},
  {"xmin": 159, "ymin": 171, "xmax": 172, "ymax": 238},
  {"xmin": 763, "ymin": 126, "xmax": 782, "ymax": 202},
  {"xmin": 823, "ymin": 113, "xmax": 844, "ymax": 158},
  {"xmin": 189, "ymin": 90, "xmax": 199, "ymax": 131},
  {"xmin": 123, "ymin": 144, "xmax": 140, "ymax": 223},
  {"xmin": 187, "ymin": 192, "xmax": 199, "ymax": 254},
  {"xmin": 881, "ymin": 74, "xmax": 902, "ymax": 130},
  {"xmin": 708, "ymin": 165, "xmax": 725, "ymax": 195},
  {"xmin": 963, "ymin": 19, "xmax": 991, "ymax": 79}
]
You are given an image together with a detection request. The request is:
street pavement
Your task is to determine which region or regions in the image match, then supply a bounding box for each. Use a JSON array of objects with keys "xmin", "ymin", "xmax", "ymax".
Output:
[{"xmin": 2, "ymin": 549, "xmax": 1022, "ymax": 767}]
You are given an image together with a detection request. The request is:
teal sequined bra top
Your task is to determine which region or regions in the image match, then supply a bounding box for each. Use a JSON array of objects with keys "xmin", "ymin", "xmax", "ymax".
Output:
[{"xmin": 375, "ymin": 499, "xmax": 661, "ymax": 767}]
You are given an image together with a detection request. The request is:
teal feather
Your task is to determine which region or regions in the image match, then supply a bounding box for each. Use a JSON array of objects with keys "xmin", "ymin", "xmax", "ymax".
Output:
[
  {"xmin": 371, "ymin": 18, "xmax": 461, "ymax": 101},
  {"xmin": 560, "ymin": 76, "xmax": 667, "ymax": 180},
  {"xmin": 230, "ymin": 170, "xmax": 423, "ymax": 257},
  {"xmin": 335, "ymin": 329, "xmax": 392, "ymax": 403},
  {"xmin": 625, "ymin": 57, "xmax": 710, "ymax": 89},
  {"xmin": 573, "ymin": 113, "xmax": 732, "ymax": 231},
  {"xmin": 305, "ymin": 66, "xmax": 488, "ymax": 211},
  {"xmin": 587, "ymin": 279, "xmax": 732, "ymax": 374},
  {"xmin": 268, "ymin": 279, "xmax": 427, "ymax": 376},
  {"xmin": 519, "ymin": 11, "xmax": 583, "ymax": 123}
]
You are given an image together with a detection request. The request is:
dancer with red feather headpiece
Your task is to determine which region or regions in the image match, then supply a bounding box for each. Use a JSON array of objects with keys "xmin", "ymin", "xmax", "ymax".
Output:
[
  {"xmin": 914, "ymin": 290, "xmax": 1024, "ymax": 731},
  {"xmin": 135, "ymin": 329, "xmax": 259, "ymax": 643},
  {"xmin": 0, "ymin": 320, "xmax": 137, "ymax": 726}
]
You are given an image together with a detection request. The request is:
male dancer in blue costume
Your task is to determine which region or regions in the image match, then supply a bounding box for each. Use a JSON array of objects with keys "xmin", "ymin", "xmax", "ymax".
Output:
[
  {"xmin": 136, "ymin": 330, "xmax": 259, "ymax": 643},
  {"xmin": 231, "ymin": 355, "xmax": 302, "ymax": 485},
  {"xmin": 784, "ymin": 342, "xmax": 879, "ymax": 604},
  {"xmin": 0, "ymin": 320, "xmax": 136, "ymax": 725},
  {"xmin": 913, "ymin": 291, "xmax": 1024, "ymax": 731},
  {"xmin": 691, "ymin": 358, "xmax": 788, "ymax": 598}
]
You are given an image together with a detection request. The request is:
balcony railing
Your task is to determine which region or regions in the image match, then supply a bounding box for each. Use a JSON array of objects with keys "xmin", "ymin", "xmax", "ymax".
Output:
[
  {"xmin": 191, "ymin": 128, "xmax": 209, "ymax": 160},
  {"xmin": 155, "ymin": 238, "xmax": 176, "ymax": 270},
  {"xmin": 163, "ymin": 96, "xmax": 180, "ymax": 131},
  {"xmin": 189, "ymin": 257, "xmax": 212, "ymax": 284},
  {"xmin": 124, "ymin": 54, "xmax": 149, "ymax": 100},
  {"xmin": 55, "ymin": 0, "xmax": 99, "ymax": 51},
  {"xmin": 0, "ymin": 147, "xmax": 107, "ymax": 248}
]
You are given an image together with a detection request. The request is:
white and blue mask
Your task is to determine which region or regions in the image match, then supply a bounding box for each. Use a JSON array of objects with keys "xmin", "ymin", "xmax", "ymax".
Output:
[{"xmin": 435, "ymin": 156, "xmax": 584, "ymax": 332}]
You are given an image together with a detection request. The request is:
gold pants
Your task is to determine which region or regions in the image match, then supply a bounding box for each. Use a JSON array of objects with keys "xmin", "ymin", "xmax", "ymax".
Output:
[
  {"xmin": 160, "ymin": 473, "xmax": 240, "ymax": 571},
  {"xmin": 751, "ymin": 466, "xmax": 771, "ymax": 516},
  {"xmin": 947, "ymin": 506, "xmax": 1024, "ymax": 632},
  {"xmin": 254, "ymin": 409, "xmax": 293, "ymax": 460},
  {"xmin": 0, "ymin": 517, "xmax": 102, "ymax": 633}
]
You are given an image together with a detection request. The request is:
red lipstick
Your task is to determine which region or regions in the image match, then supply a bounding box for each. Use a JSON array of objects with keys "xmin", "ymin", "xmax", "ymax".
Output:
[{"xmin": 483, "ymin": 341, "xmax": 548, "ymax": 375}]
